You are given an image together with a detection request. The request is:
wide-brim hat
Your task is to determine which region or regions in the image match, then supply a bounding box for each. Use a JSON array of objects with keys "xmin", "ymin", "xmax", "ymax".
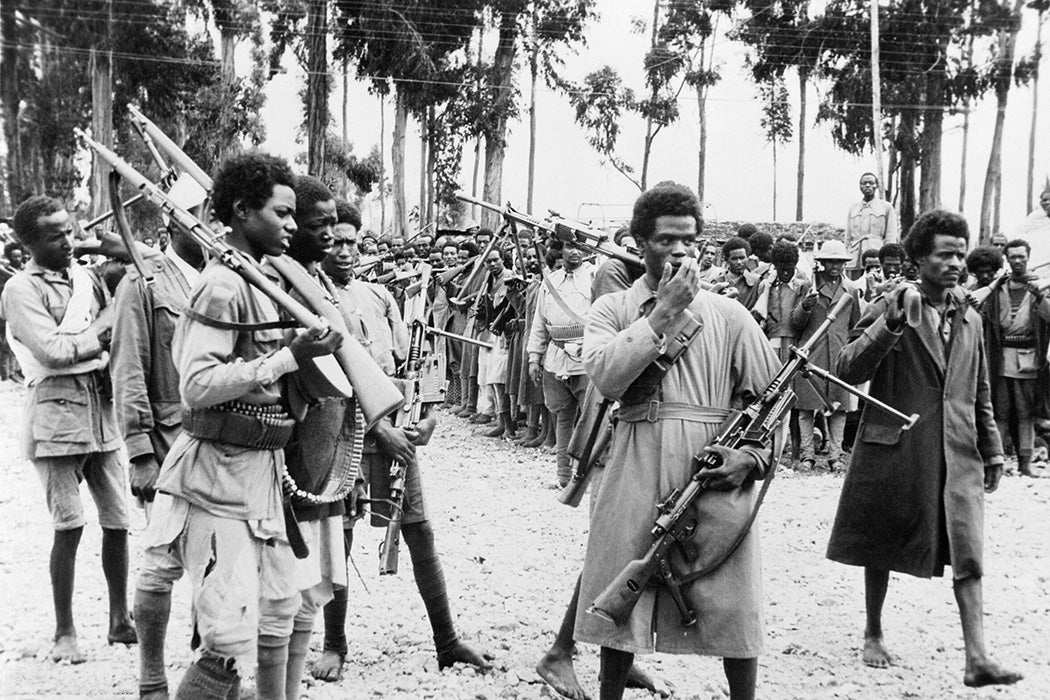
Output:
[{"xmin": 815, "ymin": 239, "xmax": 852, "ymax": 261}]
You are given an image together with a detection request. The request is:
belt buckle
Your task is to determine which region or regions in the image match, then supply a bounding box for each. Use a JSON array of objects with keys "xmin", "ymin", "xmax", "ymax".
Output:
[{"xmin": 645, "ymin": 399, "xmax": 661, "ymax": 423}]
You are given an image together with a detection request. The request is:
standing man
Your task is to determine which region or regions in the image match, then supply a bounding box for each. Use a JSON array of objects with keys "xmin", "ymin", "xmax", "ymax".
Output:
[
  {"xmin": 757, "ymin": 240, "xmax": 811, "ymax": 363},
  {"xmin": 978, "ymin": 239, "xmax": 1050, "ymax": 478},
  {"xmin": 966, "ymin": 246, "xmax": 1005, "ymax": 291},
  {"xmin": 142, "ymin": 154, "xmax": 341, "ymax": 699},
  {"xmin": 697, "ymin": 239, "xmax": 724, "ymax": 284},
  {"xmin": 312, "ymin": 215, "xmax": 493, "ymax": 683},
  {"xmin": 527, "ymin": 239, "xmax": 595, "ymax": 486},
  {"xmin": 475, "ymin": 248, "xmax": 514, "ymax": 438},
  {"xmin": 845, "ymin": 172, "xmax": 900, "ymax": 272},
  {"xmin": 719, "ymin": 237, "xmax": 762, "ymax": 310},
  {"xmin": 792, "ymin": 240, "xmax": 862, "ymax": 471},
  {"xmin": 576, "ymin": 182, "xmax": 780, "ymax": 700},
  {"xmin": 1, "ymin": 195, "xmax": 136, "ymax": 664},
  {"xmin": 827, "ymin": 210, "xmax": 1022, "ymax": 689},
  {"xmin": 112, "ymin": 220, "xmax": 204, "ymax": 698},
  {"xmin": 1019, "ymin": 183, "xmax": 1050, "ymax": 271}
]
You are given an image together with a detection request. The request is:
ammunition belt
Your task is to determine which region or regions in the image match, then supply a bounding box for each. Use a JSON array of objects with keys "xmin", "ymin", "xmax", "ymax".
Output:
[
  {"xmin": 183, "ymin": 400, "xmax": 295, "ymax": 450},
  {"xmin": 1003, "ymin": 334, "xmax": 1035, "ymax": 349},
  {"xmin": 546, "ymin": 322, "xmax": 585, "ymax": 342}
]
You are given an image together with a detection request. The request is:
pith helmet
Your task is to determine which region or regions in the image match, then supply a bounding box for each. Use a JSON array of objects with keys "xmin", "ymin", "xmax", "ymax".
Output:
[{"xmin": 815, "ymin": 239, "xmax": 852, "ymax": 261}]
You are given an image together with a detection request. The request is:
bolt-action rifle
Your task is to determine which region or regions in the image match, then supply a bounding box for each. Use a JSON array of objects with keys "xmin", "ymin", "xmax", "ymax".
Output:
[{"xmin": 588, "ymin": 294, "xmax": 918, "ymax": 628}]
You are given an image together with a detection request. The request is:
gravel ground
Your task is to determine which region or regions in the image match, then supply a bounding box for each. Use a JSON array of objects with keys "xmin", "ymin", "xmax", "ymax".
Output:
[{"xmin": 0, "ymin": 379, "xmax": 1048, "ymax": 699}]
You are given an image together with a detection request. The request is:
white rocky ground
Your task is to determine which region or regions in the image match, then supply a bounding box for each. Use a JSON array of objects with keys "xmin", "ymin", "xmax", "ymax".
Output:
[{"xmin": 0, "ymin": 379, "xmax": 1047, "ymax": 699}]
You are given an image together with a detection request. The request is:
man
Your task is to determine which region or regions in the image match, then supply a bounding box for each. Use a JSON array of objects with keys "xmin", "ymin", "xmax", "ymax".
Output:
[
  {"xmin": 845, "ymin": 172, "xmax": 900, "ymax": 271},
  {"xmin": 1, "ymin": 240, "xmax": 27, "ymax": 381},
  {"xmin": 827, "ymin": 209, "xmax": 1023, "ymax": 689},
  {"xmin": 757, "ymin": 240, "xmax": 811, "ymax": 363},
  {"xmin": 697, "ymin": 239, "xmax": 724, "ymax": 284},
  {"xmin": 141, "ymin": 154, "xmax": 341, "ymax": 699},
  {"xmin": 1, "ymin": 195, "xmax": 136, "ymax": 664},
  {"xmin": 1019, "ymin": 183, "xmax": 1050, "ymax": 271},
  {"xmin": 977, "ymin": 239, "xmax": 1050, "ymax": 478},
  {"xmin": 312, "ymin": 215, "xmax": 493, "ymax": 682},
  {"xmin": 966, "ymin": 246, "xmax": 1005, "ymax": 290},
  {"xmin": 576, "ymin": 182, "xmax": 779, "ymax": 700},
  {"xmin": 516, "ymin": 244, "xmax": 549, "ymax": 447},
  {"xmin": 527, "ymin": 239, "xmax": 595, "ymax": 486},
  {"xmin": 475, "ymin": 248, "xmax": 515, "ymax": 438},
  {"xmin": 111, "ymin": 218, "xmax": 204, "ymax": 698},
  {"xmin": 857, "ymin": 249, "xmax": 883, "ymax": 302},
  {"xmin": 792, "ymin": 240, "xmax": 862, "ymax": 470},
  {"xmin": 719, "ymin": 236, "xmax": 762, "ymax": 310}
]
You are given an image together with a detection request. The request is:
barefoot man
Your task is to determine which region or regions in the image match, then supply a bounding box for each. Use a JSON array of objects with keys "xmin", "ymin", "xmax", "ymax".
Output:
[
  {"xmin": 1, "ymin": 195, "xmax": 136, "ymax": 663},
  {"xmin": 827, "ymin": 210, "xmax": 1024, "ymax": 688}
]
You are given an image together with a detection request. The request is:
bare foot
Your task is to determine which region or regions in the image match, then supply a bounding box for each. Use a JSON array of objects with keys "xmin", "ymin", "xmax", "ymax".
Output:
[
  {"xmin": 50, "ymin": 634, "xmax": 86, "ymax": 664},
  {"xmin": 964, "ymin": 659, "xmax": 1023, "ymax": 687},
  {"xmin": 311, "ymin": 650, "xmax": 344, "ymax": 682},
  {"xmin": 536, "ymin": 650, "xmax": 589, "ymax": 700},
  {"xmin": 139, "ymin": 689, "xmax": 170, "ymax": 700},
  {"xmin": 437, "ymin": 640, "xmax": 494, "ymax": 671},
  {"xmin": 108, "ymin": 617, "xmax": 137, "ymax": 645},
  {"xmin": 626, "ymin": 662, "xmax": 670, "ymax": 697},
  {"xmin": 862, "ymin": 635, "xmax": 892, "ymax": 668}
]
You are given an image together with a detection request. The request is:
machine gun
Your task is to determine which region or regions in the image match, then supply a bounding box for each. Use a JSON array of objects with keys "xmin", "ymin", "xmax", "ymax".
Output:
[{"xmin": 588, "ymin": 294, "xmax": 918, "ymax": 627}]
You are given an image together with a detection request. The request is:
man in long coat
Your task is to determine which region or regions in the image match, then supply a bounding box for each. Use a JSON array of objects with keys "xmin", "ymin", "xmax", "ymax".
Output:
[
  {"xmin": 826, "ymin": 209, "xmax": 1022, "ymax": 689},
  {"xmin": 576, "ymin": 183, "xmax": 780, "ymax": 700},
  {"xmin": 792, "ymin": 239, "xmax": 862, "ymax": 470}
]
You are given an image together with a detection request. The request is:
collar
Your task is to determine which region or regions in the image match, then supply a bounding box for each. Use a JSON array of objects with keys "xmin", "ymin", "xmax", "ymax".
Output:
[
  {"xmin": 25, "ymin": 259, "xmax": 72, "ymax": 282},
  {"xmin": 165, "ymin": 244, "xmax": 201, "ymax": 286}
]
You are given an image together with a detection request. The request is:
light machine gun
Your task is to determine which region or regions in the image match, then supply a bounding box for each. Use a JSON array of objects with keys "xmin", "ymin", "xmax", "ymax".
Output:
[{"xmin": 588, "ymin": 294, "xmax": 918, "ymax": 628}]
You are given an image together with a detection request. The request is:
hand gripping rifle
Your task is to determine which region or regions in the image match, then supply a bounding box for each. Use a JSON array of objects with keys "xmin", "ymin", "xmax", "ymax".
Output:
[{"xmin": 588, "ymin": 294, "xmax": 918, "ymax": 628}]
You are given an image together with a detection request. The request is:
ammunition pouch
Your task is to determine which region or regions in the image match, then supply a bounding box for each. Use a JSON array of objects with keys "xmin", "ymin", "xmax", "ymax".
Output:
[{"xmin": 183, "ymin": 400, "xmax": 295, "ymax": 450}]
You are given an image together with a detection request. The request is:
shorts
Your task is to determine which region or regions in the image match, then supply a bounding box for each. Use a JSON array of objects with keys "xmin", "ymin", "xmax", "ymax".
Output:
[
  {"xmin": 33, "ymin": 450, "xmax": 130, "ymax": 531},
  {"xmin": 350, "ymin": 451, "xmax": 428, "ymax": 528},
  {"xmin": 139, "ymin": 496, "xmax": 300, "ymax": 661},
  {"xmin": 293, "ymin": 515, "xmax": 347, "ymax": 630}
]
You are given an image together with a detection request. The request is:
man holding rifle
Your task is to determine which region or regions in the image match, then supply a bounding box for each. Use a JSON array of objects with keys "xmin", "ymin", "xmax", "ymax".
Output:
[
  {"xmin": 575, "ymin": 183, "xmax": 779, "ymax": 700},
  {"xmin": 312, "ymin": 202, "xmax": 494, "ymax": 682}
]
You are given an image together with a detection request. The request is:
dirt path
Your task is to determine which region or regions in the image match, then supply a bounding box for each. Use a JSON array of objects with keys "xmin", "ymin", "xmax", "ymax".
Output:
[{"xmin": 1, "ymin": 380, "xmax": 1047, "ymax": 699}]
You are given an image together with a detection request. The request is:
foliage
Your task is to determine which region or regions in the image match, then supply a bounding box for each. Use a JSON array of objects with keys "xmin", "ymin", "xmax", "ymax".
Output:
[{"xmin": 758, "ymin": 76, "xmax": 793, "ymax": 145}]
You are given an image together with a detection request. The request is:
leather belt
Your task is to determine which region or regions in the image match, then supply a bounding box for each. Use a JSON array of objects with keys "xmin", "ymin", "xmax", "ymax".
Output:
[
  {"xmin": 617, "ymin": 400, "xmax": 730, "ymax": 424},
  {"xmin": 183, "ymin": 400, "xmax": 295, "ymax": 450}
]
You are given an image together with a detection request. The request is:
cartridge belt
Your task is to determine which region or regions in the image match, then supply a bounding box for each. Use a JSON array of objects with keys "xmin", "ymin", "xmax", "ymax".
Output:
[{"xmin": 183, "ymin": 400, "xmax": 295, "ymax": 450}]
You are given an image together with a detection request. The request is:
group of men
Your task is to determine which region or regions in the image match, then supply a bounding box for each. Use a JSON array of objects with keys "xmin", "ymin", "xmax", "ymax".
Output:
[{"xmin": 1, "ymin": 160, "xmax": 1040, "ymax": 700}]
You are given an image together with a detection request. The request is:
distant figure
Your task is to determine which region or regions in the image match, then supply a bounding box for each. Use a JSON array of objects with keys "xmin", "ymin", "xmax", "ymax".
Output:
[
  {"xmin": 845, "ymin": 172, "xmax": 899, "ymax": 271},
  {"xmin": 1019, "ymin": 183, "xmax": 1050, "ymax": 272}
]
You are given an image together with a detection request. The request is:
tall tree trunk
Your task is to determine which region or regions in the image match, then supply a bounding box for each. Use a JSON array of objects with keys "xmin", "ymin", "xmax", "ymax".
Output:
[
  {"xmin": 392, "ymin": 90, "xmax": 408, "ymax": 239},
  {"xmin": 772, "ymin": 143, "xmax": 778, "ymax": 221},
  {"xmin": 1027, "ymin": 7, "xmax": 1044, "ymax": 212},
  {"xmin": 426, "ymin": 106, "xmax": 435, "ymax": 228},
  {"xmin": 526, "ymin": 11, "xmax": 538, "ymax": 215},
  {"xmin": 305, "ymin": 0, "xmax": 328, "ymax": 178},
  {"xmin": 341, "ymin": 58, "xmax": 349, "ymax": 196},
  {"xmin": 795, "ymin": 66, "xmax": 808, "ymax": 221},
  {"xmin": 918, "ymin": 50, "xmax": 946, "ymax": 213},
  {"xmin": 886, "ymin": 116, "xmax": 898, "ymax": 203},
  {"xmin": 219, "ymin": 31, "xmax": 237, "ymax": 84},
  {"xmin": 979, "ymin": 0, "xmax": 1025, "ymax": 241},
  {"xmin": 640, "ymin": 0, "xmax": 661, "ymax": 192},
  {"xmin": 1, "ymin": 0, "xmax": 21, "ymax": 208},
  {"xmin": 379, "ymin": 94, "xmax": 386, "ymax": 236},
  {"xmin": 697, "ymin": 81, "xmax": 708, "ymax": 203},
  {"xmin": 898, "ymin": 110, "xmax": 918, "ymax": 232},
  {"xmin": 419, "ymin": 116, "xmax": 427, "ymax": 231},
  {"xmin": 470, "ymin": 21, "xmax": 485, "ymax": 224},
  {"xmin": 89, "ymin": 42, "xmax": 113, "ymax": 218},
  {"xmin": 481, "ymin": 8, "xmax": 518, "ymax": 230},
  {"xmin": 959, "ymin": 0, "xmax": 976, "ymax": 211}
]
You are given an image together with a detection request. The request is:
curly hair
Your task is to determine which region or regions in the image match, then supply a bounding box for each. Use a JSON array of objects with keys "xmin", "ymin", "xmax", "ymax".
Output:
[
  {"xmin": 628, "ymin": 182, "xmax": 703, "ymax": 242},
  {"xmin": 903, "ymin": 210, "xmax": 969, "ymax": 261},
  {"xmin": 12, "ymin": 195, "xmax": 64, "ymax": 247},
  {"xmin": 335, "ymin": 199, "xmax": 362, "ymax": 229},
  {"xmin": 736, "ymin": 223, "xmax": 758, "ymax": 239},
  {"xmin": 769, "ymin": 240, "xmax": 799, "ymax": 267},
  {"xmin": 965, "ymin": 246, "xmax": 1004, "ymax": 274},
  {"xmin": 877, "ymin": 242, "xmax": 905, "ymax": 263},
  {"xmin": 293, "ymin": 175, "xmax": 333, "ymax": 219},
  {"xmin": 211, "ymin": 153, "xmax": 296, "ymax": 225},
  {"xmin": 721, "ymin": 236, "xmax": 751, "ymax": 260},
  {"xmin": 750, "ymin": 231, "xmax": 773, "ymax": 260},
  {"xmin": 1004, "ymin": 238, "xmax": 1031, "ymax": 256}
]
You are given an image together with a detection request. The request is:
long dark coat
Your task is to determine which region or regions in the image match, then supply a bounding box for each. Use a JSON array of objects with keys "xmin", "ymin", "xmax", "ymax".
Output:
[
  {"xmin": 792, "ymin": 276, "xmax": 863, "ymax": 412},
  {"xmin": 825, "ymin": 289, "xmax": 1002, "ymax": 579}
]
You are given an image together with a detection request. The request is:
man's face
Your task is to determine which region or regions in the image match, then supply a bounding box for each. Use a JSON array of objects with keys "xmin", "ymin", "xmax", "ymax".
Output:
[
  {"xmin": 524, "ymin": 246, "xmax": 539, "ymax": 274},
  {"xmin": 476, "ymin": 233, "xmax": 492, "ymax": 251},
  {"xmin": 142, "ymin": 236, "xmax": 156, "ymax": 248},
  {"xmin": 699, "ymin": 245, "xmax": 717, "ymax": 269},
  {"xmin": 725, "ymin": 247, "xmax": 749, "ymax": 275},
  {"xmin": 974, "ymin": 265, "xmax": 998, "ymax": 288},
  {"xmin": 242, "ymin": 184, "xmax": 297, "ymax": 258},
  {"xmin": 775, "ymin": 262, "xmax": 796, "ymax": 283},
  {"xmin": 639, "ymin": 215, "xmax": 698, "ymax": 278},
  {"xmin": 484, "ymin": 249, "xmax": 504, "ymax": 275},
  {"xmin": 391, "ymin": 236, "xmax": 404, "ymax": 249},
  {"xmin": 440, "ymin": 245, "xmax": 458, "ymax": 267},
  {"xmin": 862, "ymin": 255, "xmax": 881, "ymax": 275},
  {"xmin": 991, "ymin": 236, "xmax": 1007, "ymax": 252},
  {"xmin": 322, "ymin": 223, "xmax": 359, "ymax": 283},
  {"xmin": 428, "ymin": 250, "xmax": 443, "ymax": 266},
  {"xmin": 1040, "ymin": 192, "xmax": 1050, "ymax": 216},
  {"xmin": 859, "ymin": 175, "xmax": 878, "ymax": 201},
  {"xmin": 916, "ymin": 234, "xmax": 966, "ymax": 289},
  {"xmin": 1006, "ymin": 245, "xmax": 1029, "ymax": 278},
  {"xmin": 291, "ymin": 198, "xmax": 337, "ymax": 263},
  {"xmin": 561, "ymin": 242, "xmax": 583, "ymax": 270},
  {"xmin": 458, "ymin": 248, "xmax": 470, "ymax": 263},
  {"xmin": 27, "ymin": 209, "xmax": 74, "ymax": 271},
  {"xmin": 6, "ymin": 246, "xmax": 24, "ymax": 268},
  {"xmin": 880, "ymin": 256, "xmax": 902, "ymax": 279},
  {"xmin": 818, "ymin": 258, "xmax": 845, "ymax": 281}
]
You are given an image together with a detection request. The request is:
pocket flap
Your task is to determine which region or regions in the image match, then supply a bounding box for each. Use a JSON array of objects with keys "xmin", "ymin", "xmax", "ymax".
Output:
[
  {"xmin": 859, "ymin": 419, "xmax": 904, "ymax": 445},
  {"xmin": 35, "ymin": 378, "xmax": 88, "ymax": 405}
]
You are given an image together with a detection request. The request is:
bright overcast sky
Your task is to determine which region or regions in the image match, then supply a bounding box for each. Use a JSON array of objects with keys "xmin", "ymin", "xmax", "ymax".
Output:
[{"xmin": 261, "ymin": 2, "xmax": 1049, "ymax": 235}]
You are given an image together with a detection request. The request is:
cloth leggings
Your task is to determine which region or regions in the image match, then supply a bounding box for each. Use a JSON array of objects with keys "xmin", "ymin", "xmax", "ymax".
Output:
[{"xmin": 798, "ymin": 410, "xmax": 846, "ymax": 461}]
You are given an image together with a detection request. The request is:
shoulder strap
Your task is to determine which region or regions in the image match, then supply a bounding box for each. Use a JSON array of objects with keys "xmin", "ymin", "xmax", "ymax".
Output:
[
  {"xmin": 182, "ymin": 306, "xmax": 296, "ymax": 331},
  {"xmin": 540, "ymin": 266, "xmax": 586, "ymax": 325}
]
